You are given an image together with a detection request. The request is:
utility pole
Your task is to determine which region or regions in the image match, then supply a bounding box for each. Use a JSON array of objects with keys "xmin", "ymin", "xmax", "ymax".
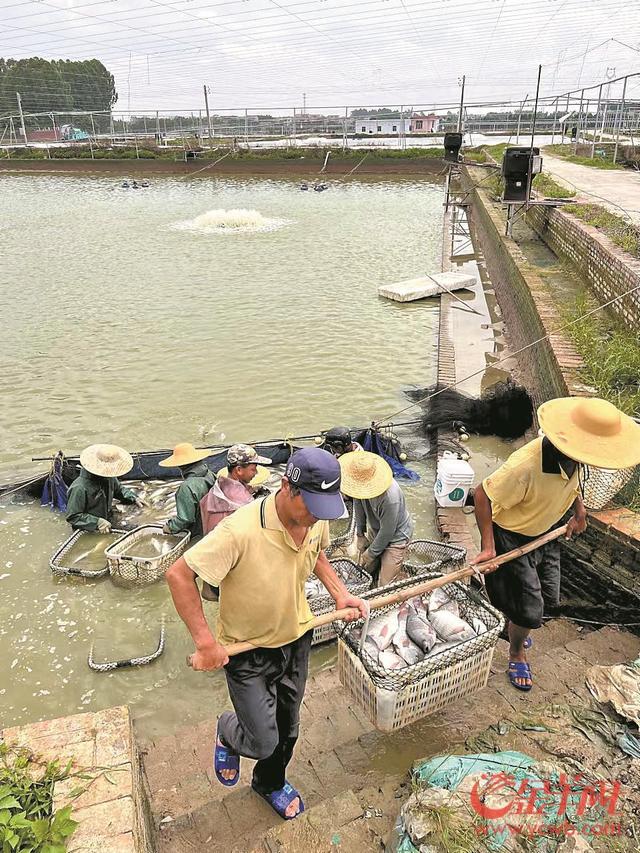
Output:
[
  {"xmin": 303, "ymin": 92, "xmax": 306, "ymax": 115},
  {"xmin": 591, "ymin": 84, "xmax": 603, "ymax": 157},
  {"xmin": 516, "ymin": 95, "xmax": 528, "ymax": 145},
  {"xmin": 613, "ymin": 75, "xmax": 628, "ymax": 164},
  {"xmin": 16, "ymin": 92, "xmax": 27, "ymax": 144},
  {"xmin": 155, "ymin": 110, "xmax": 161, "ymax": 144},
  {"xmin": 203, "ymin": 84, "xmax": 213, "ymax": 146},
  {"xmin": 457, "ymin": 75, "xmax": 465, "ymax": 133}
]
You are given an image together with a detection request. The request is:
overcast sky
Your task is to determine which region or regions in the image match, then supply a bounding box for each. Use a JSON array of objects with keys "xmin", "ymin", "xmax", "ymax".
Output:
[{"xmin": 2, "ymin": 0, "xmax": 640, "ymax": 114}]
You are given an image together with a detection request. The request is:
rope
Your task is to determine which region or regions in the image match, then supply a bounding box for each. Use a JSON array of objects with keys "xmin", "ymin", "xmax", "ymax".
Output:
[
  {"xmin": 177, "ymin": 150, "xmax": 231, "ymax": 181},
  {"xmin": 373, "ymin": 282, "xmax": 640, "ymax": 428}
]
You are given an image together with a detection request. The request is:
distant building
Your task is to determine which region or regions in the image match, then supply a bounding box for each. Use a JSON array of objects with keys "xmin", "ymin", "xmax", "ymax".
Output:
[
  {"xmin": 410, "ymin": 113, "xmax": 441, "ymax": 133},
  {"xmin": 357, "ymin": 116, "xmax": 411, "ymax": 135}
]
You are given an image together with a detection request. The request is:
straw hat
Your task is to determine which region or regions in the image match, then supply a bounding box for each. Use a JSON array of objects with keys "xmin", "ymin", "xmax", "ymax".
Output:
[
  {"xmin": 338, "ymin": 450, "xmax": 393, "ymax": 499},
  {"xmin": 159, "ymin": 443, "xmax": 210, "ymax": 468},
  {"xmin": 80, "ymin": 444, "xmax": 133, "ymax": 478},
  {"xmin": 538, "ymin": 397, "xmax": 640, "ymax": 470},
  {"xmin": 216, "ymin": 465, "xmax": 271, "ymax": 486}
]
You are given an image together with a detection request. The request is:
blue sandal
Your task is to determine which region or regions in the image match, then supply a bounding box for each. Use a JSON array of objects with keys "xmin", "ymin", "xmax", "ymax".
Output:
[
  {"xmin": 508, "ymin": 661, "xmax": 533, "ymax": 692},
  {"xmin": 214, "ymin": 723, "xmax": 240, "ymax": 787},
  {"xmin": 254, "ymin": 781, "xmax": 305, "ymax": 820}
]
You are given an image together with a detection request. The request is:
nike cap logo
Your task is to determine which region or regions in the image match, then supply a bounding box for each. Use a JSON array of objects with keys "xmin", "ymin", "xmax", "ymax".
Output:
[{"xmin": 320, "ymin": 476, "xmax": 340, "ymax": 490}]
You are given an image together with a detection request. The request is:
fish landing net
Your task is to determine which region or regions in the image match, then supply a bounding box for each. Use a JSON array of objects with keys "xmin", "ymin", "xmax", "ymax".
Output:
[
  {"xmin": 50, "ymin": 529, "xmax": 128, "ymax": 579},
  {"xmin": 325, "ymin": 500, "xmax": 356, "ymax": 558},
  {"xmin": 581, "ymin": 463, "xmax": 640, "ymax": 512},
  {"xmin": 105, "ymin": 525, "xmax": 190, "ymax": 586},
  {"xmin": 308, "ymin": 558, "xmax": 372, "ymax": 646},
  {"xmin": 403, "ymin": 539, "xmax": 467, "ymax": 576},
  {"xmin": 337, "ymin": 574, "xmax": 504, "ymax": 732}
]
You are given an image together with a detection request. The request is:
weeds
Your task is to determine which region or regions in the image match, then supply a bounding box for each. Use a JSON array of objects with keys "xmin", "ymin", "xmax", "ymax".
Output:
[
  {"xmin": 563, "ymin": 203, "xmax": 640, "ymax": 258},
  {"xmin": 544, "ymin": 143, "xmax": 623, "ymax": 170},
  {"xmin": 532, "ymin": 173, "xmax": 576, "ymax": 199}
]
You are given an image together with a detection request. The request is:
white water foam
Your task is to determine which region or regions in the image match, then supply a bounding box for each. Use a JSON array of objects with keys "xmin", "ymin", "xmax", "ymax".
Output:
[{"xmin": 173, "ymin": 208, "xmax": 289, "ymax": 234}]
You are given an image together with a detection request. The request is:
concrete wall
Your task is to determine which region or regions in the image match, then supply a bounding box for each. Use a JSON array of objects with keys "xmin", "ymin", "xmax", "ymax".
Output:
[{"xmin": 527, "ymin": 205, "xmax": 640, "ymax": 330}]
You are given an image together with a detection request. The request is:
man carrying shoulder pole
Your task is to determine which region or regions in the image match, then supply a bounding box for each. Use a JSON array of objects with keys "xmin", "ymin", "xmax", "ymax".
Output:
[{"xmin": 166, "ymin": 447, "xmax": 367, "ymax": 820}]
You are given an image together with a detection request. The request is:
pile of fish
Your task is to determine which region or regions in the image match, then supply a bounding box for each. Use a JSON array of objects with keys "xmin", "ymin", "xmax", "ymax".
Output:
[{"xmin": 356, "ymin": 587, "xmax": 488, "ymax": 671}]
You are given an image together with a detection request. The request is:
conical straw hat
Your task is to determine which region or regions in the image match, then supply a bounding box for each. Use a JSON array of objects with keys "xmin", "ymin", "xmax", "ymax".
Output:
[
  {"xmin": 159, "ymin": 443, "xmax": 211, "ymax": 468},
  {"xmin": 538, "ymin": 397, "xmax": 640, "ymax": 470},
  {"xmin": 80, "ymin": 444, "xmax": 133, "ymax": 478},
  {"xmin": 338, "ymin": 450, "xmax": 393, "ymax": 499}
]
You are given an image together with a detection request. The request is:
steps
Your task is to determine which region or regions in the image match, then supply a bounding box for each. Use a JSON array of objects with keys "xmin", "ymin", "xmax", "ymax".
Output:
[{"xmin": 139, "ymin": 620, "xmax": 640, "ymax": 852}]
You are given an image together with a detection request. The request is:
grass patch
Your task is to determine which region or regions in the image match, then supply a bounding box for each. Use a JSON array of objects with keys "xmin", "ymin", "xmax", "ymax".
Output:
[
  {"xmin": 482, "ymin": 143, "xmax": 508, "ymax": 164},
  {"xmin": 532, "ymin": 172, "xmax": 575, "ymax": 199},
  {"xmin": 463, "ymin": 148, "xmax": 488, "ymax": 163},
  {"xmin": 544, "ymin": 143, "xmax": 623, "ymax": 170},
  {"xmin": 566, "ymin": 292, "xmax": 640, "ymax": 418},
  {"xmin": 563, "ymin": 203, "xmax": 640, "ymax": 257}
]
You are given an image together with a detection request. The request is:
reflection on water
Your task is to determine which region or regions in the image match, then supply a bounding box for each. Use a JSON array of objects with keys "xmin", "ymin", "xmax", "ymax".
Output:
[{"xmin": 1, "ymin": 174, "xmax": 443, "ymax": 738}]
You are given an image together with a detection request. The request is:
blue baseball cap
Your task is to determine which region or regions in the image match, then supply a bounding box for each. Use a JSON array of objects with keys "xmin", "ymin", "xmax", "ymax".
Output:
[{"xmin": 285, "ymin": 447, "xmax": 346, "ymax": 520}]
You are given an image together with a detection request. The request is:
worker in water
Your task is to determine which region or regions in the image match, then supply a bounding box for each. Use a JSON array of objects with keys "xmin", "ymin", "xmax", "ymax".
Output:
[
  {"xmin": 66, "ymin": 444, "xmax": 144, "ymax": 532},
  {"xmin": 160, "ymin": 443, "xmax": 215, "ymax": 541},
  {"xmin": 198, "ymin": 444, "xmax": 272, "ymax": 601},
  {"xmin": 471, "ymin": 397, "xmax": 640, "ymax": 693},
  {"xmin": 166, "ymin": 447, "xmax": 367, "ymax": 820},
  {"xmin": 322, "ymin": 426, "xmax": 363, "ymax": 458},
  {"xmin": 338, "ymin": 450, "xmax": 413, "ymax": 586}
]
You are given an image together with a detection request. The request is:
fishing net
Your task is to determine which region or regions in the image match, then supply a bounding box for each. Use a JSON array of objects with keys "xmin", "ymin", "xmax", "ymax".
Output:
[
  {"xmin": 325, "ymin": 500, "xmax": 356, "ymax": 557},
  {"xmin": 340, "ymin": 574, "xmax": 504, "ymax": 691},
  {"xmin": 50, "ymin": 529, "xmax": 127, "ymax": 579},
  {"xmin": 581, "ymin": 463, "xmax": 640, "ymax": 511},
  {"xmin": 403, "ymin": 539, "xmax": 467, "ymax": 576},
  {"xmin": 308, "ymin": 558, "xmax": 373, "ymax": 645},
  {"xmin": 105, "ymin": 524, "xmax": 190, "ymax": 586},
  {"xmin": 409, "ymin": 379, "xmax": 534, "ymax": 442}
]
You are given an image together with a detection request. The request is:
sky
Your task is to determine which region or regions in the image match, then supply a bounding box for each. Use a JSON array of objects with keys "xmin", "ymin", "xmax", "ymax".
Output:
[{"xmin": 1, "ymin": 0, "xmax": 640, "ymax": 115}]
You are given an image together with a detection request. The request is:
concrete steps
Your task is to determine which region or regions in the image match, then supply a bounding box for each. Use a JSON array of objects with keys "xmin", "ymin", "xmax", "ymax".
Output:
[{"xmin": 140, "ymin": 620, "xmax": 640, "ymax": 852}]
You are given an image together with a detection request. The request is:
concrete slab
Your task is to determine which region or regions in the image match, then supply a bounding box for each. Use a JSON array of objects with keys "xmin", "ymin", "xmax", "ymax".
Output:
[{"xmin": 378, "ymin": 271, "xmax": 476, "ymax": 302}]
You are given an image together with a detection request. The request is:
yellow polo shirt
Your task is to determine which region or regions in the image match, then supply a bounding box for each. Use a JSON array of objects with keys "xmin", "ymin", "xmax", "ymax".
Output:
[
  {"xmin": 184, "ymin": 494, "xmax": 330, "ymax": 648},
  {"xmin": 484, "ymin": 437, "xmax": 580, "ymax": 537}
]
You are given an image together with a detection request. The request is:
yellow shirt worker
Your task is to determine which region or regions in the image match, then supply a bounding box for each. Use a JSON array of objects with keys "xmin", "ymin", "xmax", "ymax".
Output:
[
  {"xmin": 472, "ymin": 397, "xmax": 640, "ymax": 694},
  {"xmin": 166, "ymin": 447, "xmax": 367, "ymax": 821}
]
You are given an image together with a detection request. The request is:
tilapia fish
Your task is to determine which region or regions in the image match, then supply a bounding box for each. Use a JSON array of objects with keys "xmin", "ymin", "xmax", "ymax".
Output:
[
  {"xmin": 366, "ymin": 610, "xmax": 399, "ymax": 651},
  {"xmin": 406, "ymin": 606, "xmax": 438, "ymax": 653},
  {"xmin": 379, "ymin": 648, "xmax": 406, "ymax": 670},
  {"xmin": 305, "ymin": 576, "xmax": 326, "ymax": 598},
  {"xmin": 429, "ymin": 610, "xmax": 476, "ymax": 643},
  {"xmin": 428, "ymin": 587, "xmax": 460, "ymax": 617},
  {"xmin": 392, "ymin": 604, "xmax": 424, "ymax": 666}
]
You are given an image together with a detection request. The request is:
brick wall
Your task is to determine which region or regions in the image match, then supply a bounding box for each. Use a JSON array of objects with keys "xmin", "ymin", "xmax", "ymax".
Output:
[{"xmin": 527, "ymin": 205, "xmax": 640, "ymax": 330}]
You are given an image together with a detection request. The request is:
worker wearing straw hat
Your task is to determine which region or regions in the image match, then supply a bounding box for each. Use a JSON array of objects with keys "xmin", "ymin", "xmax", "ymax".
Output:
[
  {"xmin": 66, "ymin": 444, "xmax": 144, "ymax": 532},
  {"xmin": 472, "ymin": 397, "xmax": 640, "ymax": 693},
  {"xmin": 160, "ymin": 443, "xmax": 215, "ymax": 541},
  {"xmin": 339, "ymin": 450, "xmax": 413, "ymax": 586}
]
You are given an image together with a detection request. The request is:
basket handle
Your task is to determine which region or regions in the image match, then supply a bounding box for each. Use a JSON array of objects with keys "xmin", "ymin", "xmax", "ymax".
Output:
[{"xmin": 188, "ymin": 524, "xmax": 568, "ymax": 664}]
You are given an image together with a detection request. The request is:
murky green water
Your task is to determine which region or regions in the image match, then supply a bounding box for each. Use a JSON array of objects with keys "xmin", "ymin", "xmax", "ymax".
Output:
[{"xmin": 1, "ymin": 174, "xmax": 444, "ymax": 738}]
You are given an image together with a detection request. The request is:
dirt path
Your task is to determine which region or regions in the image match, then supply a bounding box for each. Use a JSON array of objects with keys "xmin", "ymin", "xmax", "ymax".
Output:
[{"xmin": 542, "ymin": 152, "xmax": 640, "ymax": 224}]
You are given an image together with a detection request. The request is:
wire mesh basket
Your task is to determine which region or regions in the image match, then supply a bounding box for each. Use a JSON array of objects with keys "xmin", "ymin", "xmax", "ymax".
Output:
[
  {"xmin": 582, "ymin": 464, "xmax": 637, "ymax": 511},
  {"xmin": 105, "ymin": 524, "xmax": 190, "ymax": 586},
  {"xmin": 403, "ymin": 539, "xmax": 467, "ymax": 576},
  {"xmin": 325, "ymin": 500, "xmax": 356, "ymax": 558},
  {"xmin": 337, "ymin": 573, "xmax": 504, "ymax": 732},
  {"xmin": 308, "ymin": 558, "xmax": 372, "ymax": 646},
  {"xmin": 50, "ymin": 529, "xmax": 127, "ymax": 579}
]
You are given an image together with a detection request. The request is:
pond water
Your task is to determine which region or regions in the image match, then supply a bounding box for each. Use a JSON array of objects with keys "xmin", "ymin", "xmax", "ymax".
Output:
[{"xmin": 0, "ymin": 174, "xmax": 445, "ymax": 738}]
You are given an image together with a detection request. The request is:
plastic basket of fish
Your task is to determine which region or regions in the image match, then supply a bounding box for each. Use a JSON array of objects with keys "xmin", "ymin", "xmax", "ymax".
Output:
[
  {"xmin": 337, "ymin": 574, "xmax": 504, "ymax": 732},
  {"xmin": 325, "ymin": 501, "xmax": 356, "ymax": 558},
  {"xmin": 105, "ymin": 524, "xmax": 190, "ymax": 586},
  {"xmin": 403, "ymin": 539, "xmax": 467, "ymax": 577},
  {"xmin": 306, "ymin": 558, "xmax": 372, "ymax": 646},
  {"xmin": 50, "ymin": 529, "xmax": 128, "ymax": 579}
]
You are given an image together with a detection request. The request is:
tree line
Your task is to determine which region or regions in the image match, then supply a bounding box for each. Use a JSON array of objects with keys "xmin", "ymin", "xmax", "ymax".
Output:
[{"xmin": 0, "ymin": 58, "xmax": 117, "ymax": 122}]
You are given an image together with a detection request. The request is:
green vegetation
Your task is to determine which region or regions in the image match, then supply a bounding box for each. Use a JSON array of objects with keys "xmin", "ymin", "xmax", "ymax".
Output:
[
  {"xmin": 564, "ymin": 203, "xmax": 640, "ymax": 258},
  {"xmin": 463, "ymin": 148, "xmax": 487, "ymax": 163},
  {"xmin": 482, "ymin": 143, "xmax": 508, "ymax": 164},
  {"xmin": 0, "ymin": 58, "xmax": 116, "ymax": 122},
  {"xmin": 544, "ymin": 143, "xmax": 623, "ymax": 170},
  {"xmin": 567, "ymin": 293, "xmax": 640, "ymax": 418},
  {"xmin": 531, "ymin": 173, "xmax": 575, "ymax": 199},
  {"xmin": 0, "ymin": 744, "xmax": 77, "ymax": 852}
]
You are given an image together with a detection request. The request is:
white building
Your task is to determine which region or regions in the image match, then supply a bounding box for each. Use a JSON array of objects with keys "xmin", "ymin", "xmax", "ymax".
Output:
[{"xmin": 357, "ymin": 117, "xmax": 412, "ymax": 135}]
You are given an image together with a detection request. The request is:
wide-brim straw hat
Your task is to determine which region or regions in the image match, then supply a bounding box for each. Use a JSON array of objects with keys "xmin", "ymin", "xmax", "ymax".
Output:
[
  {"xmin": 338, "ymin": 450, "xmax": 393, "ymax": 499},
  {"xmin": 538, "ymin": 397, "xmax": 640, "ymax": 470},
  {"xmin": 216, "ymin": 465, "xmax": 271, "ymax": 486},
  {"xmin": 159, "ymin": 443, "xmax": 211, "ymax": 468},
  {"xmin": 80, "ymin": 444, "xmax": 133, "ymax": 478}
]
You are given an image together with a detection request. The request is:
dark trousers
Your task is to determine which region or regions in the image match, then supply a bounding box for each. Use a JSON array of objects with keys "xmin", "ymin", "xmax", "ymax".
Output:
[{"xmin": 219, "ymin": 631, "xmax": 312, "ymax": 794}]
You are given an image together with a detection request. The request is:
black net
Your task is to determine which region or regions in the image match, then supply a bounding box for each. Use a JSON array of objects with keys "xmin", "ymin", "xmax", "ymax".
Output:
[
  {"xmin": 340, "ymin": 574, "xmax": 504, "ymax": 691},
  {"xmin": 307, "ymin": 558, "xmax": 372, "ymax": 618},
  {"xmin": 403, "ymin": 539, "xmax": 467, "ymax": 576}
]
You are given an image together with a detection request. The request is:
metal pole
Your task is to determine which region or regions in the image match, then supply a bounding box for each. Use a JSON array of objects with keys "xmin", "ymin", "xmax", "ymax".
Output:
[
  {"xmin": 613, "ymin": 75, "xmax": 628, "ymax": 164},
  {"xmin": 551, "ymin": 97, "xmax": 559, "ymax": 145},
  {"xmin": 204, "ymin": 84, "xmax": 213, "ymax": 146},
  {"xmin": 563, "ymin": 93, "xmax": 570, "ymax": 144},
  {"xmin": 16, "ymin": 93, "xmax": 27, "ymax": 144},
  {"xmin": 574, "ymin": 89, "xmax": 584, "ymax": 154},
  {"xmin": 599, "ymin": 102, "xmax": 608, "ymax": 142},
  {"xmin": 155, "ymin": 110, "xmax": 160, "ymax": 144},
  {"xmin": 526, "ymin": 64, "xmax": 542, "ymax": 204},
  {"xmin": 457, "ymin": 75, "xmax": 465, "ymax": 133},
  {"xmin": 591, "ymin": 85, "xmax": 603, "ymax": 157},
  {"xmin": 516, "ymin": 95, "xmax": 527, "ymax": 145},
  {"xmin": 399, "ymin": 105, "xmax": 403, "ymax": 150},
  {"xmin": 50, "ymin": 112, "xmax": 58, "ymax": 142},
  {"xmin": 292, "ymin": 107, "xmax": 297, "ymax": 142}
]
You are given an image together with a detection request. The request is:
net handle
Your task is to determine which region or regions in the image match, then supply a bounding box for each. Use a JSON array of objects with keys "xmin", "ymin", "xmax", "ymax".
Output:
[{"xmin": 215, "ymin": 524, "xmax": 568, "ymax": 660}]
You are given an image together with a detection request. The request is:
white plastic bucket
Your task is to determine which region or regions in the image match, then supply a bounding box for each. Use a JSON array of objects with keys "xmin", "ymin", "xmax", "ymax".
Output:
[{"xmin": 434, "ymin": 451, "xmax": 474, "ymax": 508}]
